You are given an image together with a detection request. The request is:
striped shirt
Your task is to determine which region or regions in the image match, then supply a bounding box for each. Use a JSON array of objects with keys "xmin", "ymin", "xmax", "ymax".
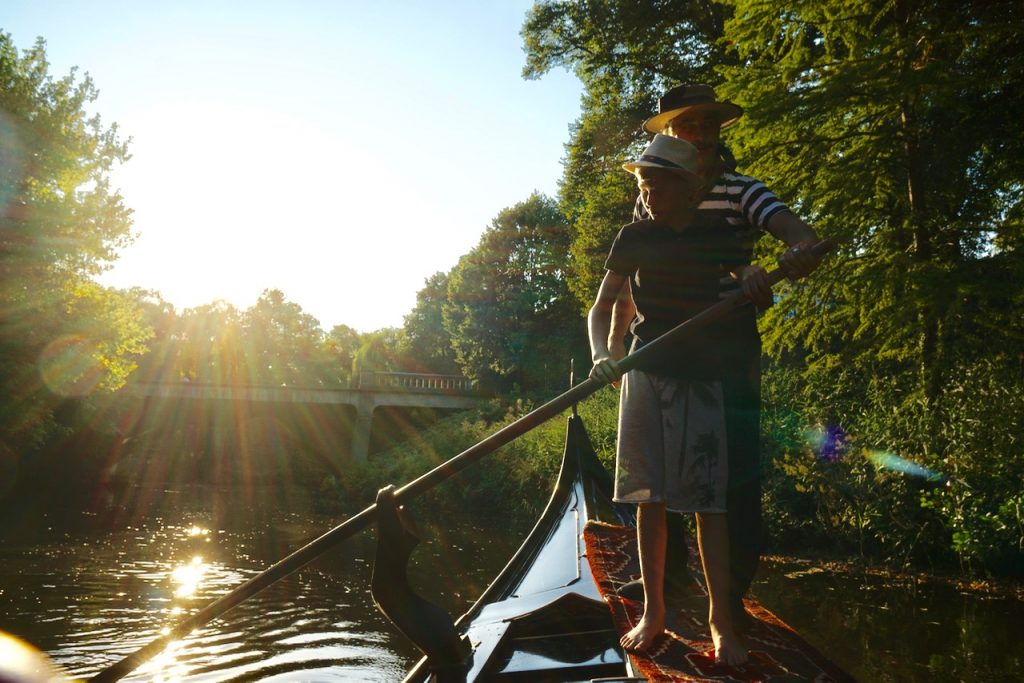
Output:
[{"xmin": 633, "ymin": 171, "xmax": 790, "ymax": 292}]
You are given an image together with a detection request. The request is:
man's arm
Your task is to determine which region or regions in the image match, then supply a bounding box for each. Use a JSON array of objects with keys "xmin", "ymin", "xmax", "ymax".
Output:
[
  {"xmin": 589, "ymin": 271, "xmax": 629, "ymax": 384},
  {"xmin": 766, "ymin": 210, "xmax": 817, "ymax": 245},
  {"xmin": 732, "ymin": 211, "xmax": 822, "ymax": 307},
  {"xmin": 767, "ymin": 210, "xmax": 821, "ymax": 279}
]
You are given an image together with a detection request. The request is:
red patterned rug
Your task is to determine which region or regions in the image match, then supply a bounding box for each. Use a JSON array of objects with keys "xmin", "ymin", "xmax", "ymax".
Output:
[{"xmin": 583, "ymin": 520, "xmax": 856, "ymax": 682}]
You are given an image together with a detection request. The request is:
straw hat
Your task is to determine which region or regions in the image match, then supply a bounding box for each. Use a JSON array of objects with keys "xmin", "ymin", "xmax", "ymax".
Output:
[
  {"xmin": 643, "ymin": 84, "xmax": 743, "ymax": 134},
  {"xmin": 622, "ymin": 134, "xmax": 699, "ymax": 176}
]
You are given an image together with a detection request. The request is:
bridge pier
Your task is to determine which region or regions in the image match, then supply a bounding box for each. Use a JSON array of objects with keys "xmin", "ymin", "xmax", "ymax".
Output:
[{"xmin": 351, "ymin": 395, "xmax": 376, "ymax": 464}]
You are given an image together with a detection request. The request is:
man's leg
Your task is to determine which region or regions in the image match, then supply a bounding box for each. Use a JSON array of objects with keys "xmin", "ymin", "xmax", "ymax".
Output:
[
  {"xmin": 723, "ymin": 352, "xmax": 762, "ymax": 625},
  {"xmin": 665, "ymin": 511, "xmax": 695, "ymax": 593},
  {"xmin": 621, "ymin": 502, "xmax": 668, "ymax": 651},
  {"xmin": 695, "ymin": 512, "xmax": 749, "ymax": 666}
]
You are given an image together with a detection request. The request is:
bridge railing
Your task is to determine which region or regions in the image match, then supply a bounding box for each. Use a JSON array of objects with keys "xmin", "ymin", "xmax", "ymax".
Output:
[{"xmin": 357, "ymin": 372, "xmax": 479, "ymax": 394}]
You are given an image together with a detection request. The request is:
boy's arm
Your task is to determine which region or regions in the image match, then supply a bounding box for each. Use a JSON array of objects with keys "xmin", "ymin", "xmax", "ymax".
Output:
[
  {"xmin": 589, "ymin": 271, "xmax": 629, "ymax": 384},
  {"xmin": 609, "ymin": 284, "xmax": 636, "ymax": 362}
]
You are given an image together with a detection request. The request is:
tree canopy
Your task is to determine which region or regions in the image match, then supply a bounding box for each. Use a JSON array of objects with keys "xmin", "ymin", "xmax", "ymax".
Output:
[
  {"xmin": 1, "ymin": 34, "xmax": 149, "ymax": 454},
  {"xmin": 522, "ymin": 0, "xmax": 1024, "ymax": 569},
  {"xmin": 444, "ymin": 193, "xmax": 585, "ymax": 393}
]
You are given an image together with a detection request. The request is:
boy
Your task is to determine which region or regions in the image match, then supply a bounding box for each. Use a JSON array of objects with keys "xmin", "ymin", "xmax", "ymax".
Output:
[{"xmin": 589, "ymin": 133, "xmax": 750, "ymax": 665}]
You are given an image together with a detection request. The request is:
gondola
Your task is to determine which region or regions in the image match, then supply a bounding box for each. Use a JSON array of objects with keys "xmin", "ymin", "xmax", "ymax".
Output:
[{"xmin": 396, "ymin": 410, "xmax": 634, "ymax": 682}]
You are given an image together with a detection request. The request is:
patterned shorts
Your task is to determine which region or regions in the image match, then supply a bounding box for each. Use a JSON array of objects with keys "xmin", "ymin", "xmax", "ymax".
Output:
[{"xmin": 613, "ymin": 370, "xmax": 728, "ymax": 513}]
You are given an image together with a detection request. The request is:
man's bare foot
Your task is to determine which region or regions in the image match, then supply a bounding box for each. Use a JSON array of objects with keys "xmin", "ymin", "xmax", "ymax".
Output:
[
  {"xmin": 731, "ymin": 605, "xmax": 756, "ymax": 635},
  {"xmin": 710, "ymin": 621, "xmax": 748, "ymax": 666},
  {"xmin": 620, "ymin": 611, "xmax": 666, "ymax": 651}
]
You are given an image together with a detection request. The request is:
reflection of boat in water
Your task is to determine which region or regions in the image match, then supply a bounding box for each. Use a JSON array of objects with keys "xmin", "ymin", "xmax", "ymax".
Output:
[{"xmin": 388, "ymin": 410, "xmax": 856, "ymax": 682}]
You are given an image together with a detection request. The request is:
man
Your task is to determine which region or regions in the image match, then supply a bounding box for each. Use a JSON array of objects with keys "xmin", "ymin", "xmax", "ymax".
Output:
[
  {"xmin": 610, "ymin": 84, "xmax": 821, "ymax": 628},
  {"xmin": 590, "ymin": 133, "xmax": 751, "ymax": 663}
]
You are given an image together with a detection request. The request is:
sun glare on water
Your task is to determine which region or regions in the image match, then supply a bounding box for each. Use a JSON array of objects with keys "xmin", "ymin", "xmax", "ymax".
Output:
[{"xmin": 171, "ymin": 556, "xmax": 208, "ymax": 599}]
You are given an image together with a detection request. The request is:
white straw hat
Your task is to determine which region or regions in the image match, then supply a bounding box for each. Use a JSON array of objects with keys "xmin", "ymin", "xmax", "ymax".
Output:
[{"xmin": 622, "ymin": 134, "xmax": 699, "ymax": 176}]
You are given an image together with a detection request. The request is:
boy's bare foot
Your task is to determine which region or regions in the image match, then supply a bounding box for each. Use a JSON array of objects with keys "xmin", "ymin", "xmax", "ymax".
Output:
[
  {"xmin": 620, "ymin": 611, "xmax": 666, "ymax": 651},
  {"xmin": 710, "ymin": 621, "xmax": 748, "ymax": 666}
]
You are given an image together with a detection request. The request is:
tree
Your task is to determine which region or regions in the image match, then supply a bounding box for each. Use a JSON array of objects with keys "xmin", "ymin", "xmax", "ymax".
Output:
[
  {"xmin": 327, "ymin": 323, "xmax": 362, "ymax": 386},
  {"xmin": 720, "ymin": 0, "xmax": 1024, "ymax": 402},
  {"xmin": 444, "ymin": 193, "xmax": 585, "ymax": 393},
  {"xmin": 127, "ymin": 289, "xmax": 181, "ymax": 382},
  {"xmin": 522, "ymin": 1, "xmax": 1024, "ymax": 569},
  {"xmin": 0, "ymin": 34, "xmax": 147, "ymax": 458},
  {"xmin": 176, "ymin": 300, "xmax": 244, "ymax": 383},
  {"xmin": 242, "ymin": 289, "xmax": 337, "ymax": 386},
  {"xmin": 352, "ymin": 328, "xmax": 404, "ymax": 379},
  {"xmin": 720, "ymin": 0, "xmax": 1024, "ymax": 568},
  {"xmin": 522, "ymin": 0, "xmax": 736, "ymax": 307},
  {"xmin": 400, "ymin": 271, "xmax": 460, "ymax": 375}
]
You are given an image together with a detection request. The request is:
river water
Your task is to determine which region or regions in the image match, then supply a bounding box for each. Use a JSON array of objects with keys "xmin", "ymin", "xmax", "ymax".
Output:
[{"xmin": 1, "ymin": 483, "xmax": 1022, "ymax": 682}]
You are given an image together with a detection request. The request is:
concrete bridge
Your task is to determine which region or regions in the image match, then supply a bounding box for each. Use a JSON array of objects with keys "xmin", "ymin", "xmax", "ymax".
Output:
[{"xmin": 128, "ymin": 373, "xmax": 484, "ymax": 463}]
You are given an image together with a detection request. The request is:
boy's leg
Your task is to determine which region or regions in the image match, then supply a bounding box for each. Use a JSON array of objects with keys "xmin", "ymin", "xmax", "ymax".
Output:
[
  {"xmin": 621, "ymin": 501, "xmax": 668, "ymax": 651},
  {"xmin": 695, "ymin": 511, "xmax": 749, "ymax": 666},
  {"xmin": 619, "ymin": 511, "xmax": 694, "ymax": 602}
]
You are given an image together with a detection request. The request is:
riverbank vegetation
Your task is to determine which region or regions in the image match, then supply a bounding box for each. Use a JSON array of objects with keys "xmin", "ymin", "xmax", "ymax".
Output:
[{"xmin": 3, "ymin": 1, "xmax": 1023, "ymax": 581}]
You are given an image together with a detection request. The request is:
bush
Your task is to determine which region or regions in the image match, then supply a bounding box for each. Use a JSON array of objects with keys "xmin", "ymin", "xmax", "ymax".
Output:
[{"xmin": 760, "ymin": 359, "xmax": 1024, "ymax": 576}]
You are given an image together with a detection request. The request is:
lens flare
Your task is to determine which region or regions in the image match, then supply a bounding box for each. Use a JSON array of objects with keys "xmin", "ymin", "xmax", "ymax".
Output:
[
  {"xmin": 0, "ymin": 109, "xmax": 30, "ymax": 221},
  {"xmin": 0, "ymin": 630, "xmax": 72, "ymax": 682},
  {"xmin": 866, "ymin": 450, "xmax": 947, "ymax": 483},
  {"xmin": 805, "ymin": 423, "xmax": 847, "ymax": 462},
  {"xmin": 37, "ymin": 335, "xmax": 103, "ymax": 397}
]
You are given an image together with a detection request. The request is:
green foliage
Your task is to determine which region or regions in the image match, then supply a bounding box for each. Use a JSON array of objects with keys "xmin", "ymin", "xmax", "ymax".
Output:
[
  {"xmin": 400, "ymin": 271, "xmax": 460, "ymax": 375},
  {"xmin": 134, "ymin": 292, "xmax": 358, "ymax": 388},
  {"xmin": 444, "ymin": 193, "xmax": 587, "ymax": 394},
  {"xmin": 320, "ymin": 386, "xmax": 624, "ymax": 523},
  {"xmin": 523, "ymin": 0, "xmax": 1024, "ymax": 574},
  {"xmin": 242, "ymin": 289, "xmax": 333, "ymax": 386},
  {"xmin": 325, "ymin": 323, "xmax": 361, "ymax": 385},
  {"xmin": 723, "ymin": 0, "xmax": 1024, "ymax": 406},
  {"xmin": 719, "ymin": 0, "xmax": 1024, "ymax": 571},
  {"xmin": 566, "ymin": 171, "xmax": 637, "ymax": 313},
  {"xmin": 760, "ymin": 356, "xmax": 1024, "ymax": 571},
  {"xmin": 916, "ymin": 360, "xmax": 1024, "ymax": 572},
  {"xmin": 0, "ymin": 34, "xmax": 149, "ymax": 463},
  {"xmin": 522, "ymin": 0, "xmax": 737, "ymax": 311},
  {"xmin": 351, "ymin": 327, "xmax": 405, "ymax": 377}
]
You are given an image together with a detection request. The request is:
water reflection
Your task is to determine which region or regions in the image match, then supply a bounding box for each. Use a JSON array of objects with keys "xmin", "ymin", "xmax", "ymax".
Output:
[
  {"xmin": 2, "ymin": 488, "xmax": 1022, "ymax": 681},
  {"xmin": 0, "ymin": 489, "xmax": 518, "ymax": 681},
  {"xmin": 754, "ymin": 558, "xmax": 1024, "ymax": 682}
]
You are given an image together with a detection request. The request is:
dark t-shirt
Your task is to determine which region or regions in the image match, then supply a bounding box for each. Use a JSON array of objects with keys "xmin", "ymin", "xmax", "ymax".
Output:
[{"xmin": 605, "ymin": 217, "xmax": 759, "ymax": 380}]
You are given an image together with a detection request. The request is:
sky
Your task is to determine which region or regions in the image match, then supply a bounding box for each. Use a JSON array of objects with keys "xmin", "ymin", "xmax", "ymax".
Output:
[{"xmin": 2, "ymin": 1, "xmax": 583, "ymax": 333}]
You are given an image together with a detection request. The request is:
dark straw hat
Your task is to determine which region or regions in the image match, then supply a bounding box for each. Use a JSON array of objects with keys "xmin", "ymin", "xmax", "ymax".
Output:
[{"xmin": 643, "ymin": 84, "xmax": 743, "ymax": 134}]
